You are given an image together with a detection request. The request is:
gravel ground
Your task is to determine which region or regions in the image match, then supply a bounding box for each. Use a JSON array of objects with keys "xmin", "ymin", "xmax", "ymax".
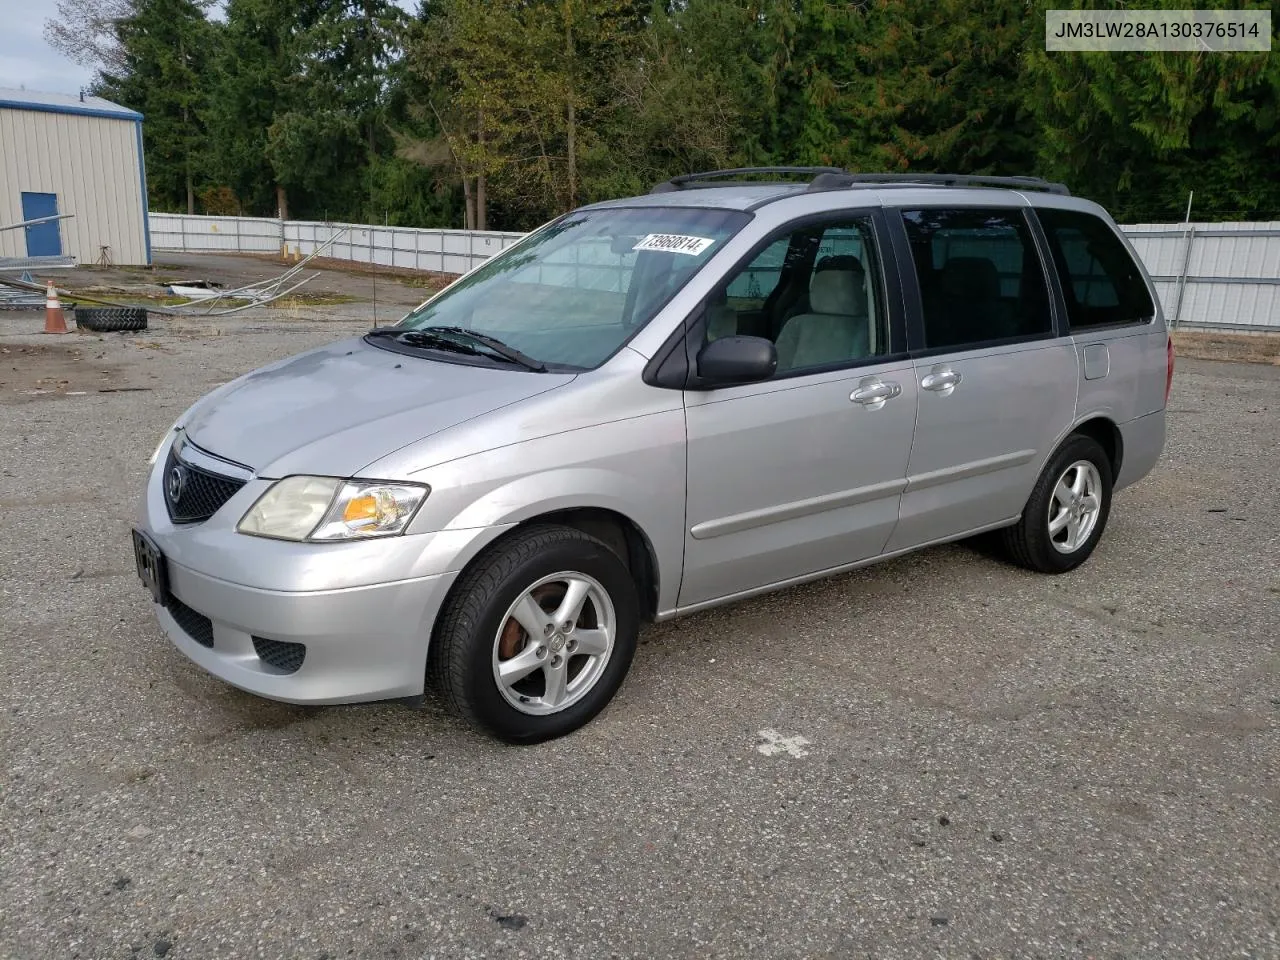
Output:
[{"xmin": 0, "ymin": 284, "xmax": 1277, "ymax": 960}]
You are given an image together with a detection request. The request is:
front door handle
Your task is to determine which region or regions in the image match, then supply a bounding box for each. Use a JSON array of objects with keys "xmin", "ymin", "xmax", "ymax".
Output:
[
  {"xmin": 850, "ymin": 379, "xmax": 902, "ymax": 409},
  {"xmin": 920, "ymin": 366, "xmax": 962, "ymax": 395}
]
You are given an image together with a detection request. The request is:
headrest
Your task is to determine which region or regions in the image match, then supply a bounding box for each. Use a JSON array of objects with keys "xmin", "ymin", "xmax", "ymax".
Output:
[
  {"xmin": 809, "ymin": 267, "xmax": 864, "ymax": 315},
  {"xmin": 939, "ymin": 257, "xmax": 1000, "ymax": 300},
  {"xmin": 815, "ymin": 254, "xmax": 865, "ymax": 275}
]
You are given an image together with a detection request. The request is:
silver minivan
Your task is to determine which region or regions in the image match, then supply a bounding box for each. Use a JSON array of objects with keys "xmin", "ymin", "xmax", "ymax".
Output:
[{"xmin": 132, "ymin": 169, "xmax": 1172, "ymax": 742}]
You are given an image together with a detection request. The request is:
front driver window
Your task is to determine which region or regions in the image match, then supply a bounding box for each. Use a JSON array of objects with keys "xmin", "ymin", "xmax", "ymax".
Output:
[{"xmin": 705, "ymin": 217, "xmax": 888, "ymax": 375}]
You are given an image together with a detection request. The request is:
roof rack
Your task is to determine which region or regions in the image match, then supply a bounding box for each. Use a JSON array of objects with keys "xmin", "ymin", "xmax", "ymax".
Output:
[
  {"xmin": 807, "ymin": 171, "xmax": 1071, "ymax": 195},
  {"xmin": 649, "ymin": 167, "xmax": 844, "ymax": 194},
  {"xmin": 649, "ymin": 167, "xmax": 1071, "ymax": 196}
]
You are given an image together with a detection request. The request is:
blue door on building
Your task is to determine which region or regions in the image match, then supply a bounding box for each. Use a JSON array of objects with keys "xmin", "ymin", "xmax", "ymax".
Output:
[{"xmin": 21, "ymin": 192, "xmax": 62, "ymax": 257}]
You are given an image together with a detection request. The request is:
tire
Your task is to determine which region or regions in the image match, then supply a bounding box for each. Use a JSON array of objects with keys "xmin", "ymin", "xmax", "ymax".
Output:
[
  {"xmin": 1000, "ymin": 433, "xmax": 1114, "ymax": 574},
  {"xmin": 74, "ymin": 306, "xmax": 148, "ymax": 332},
  {"xmin": 430, "ymin": 524, "xmax": 640, "ymax": 744}
]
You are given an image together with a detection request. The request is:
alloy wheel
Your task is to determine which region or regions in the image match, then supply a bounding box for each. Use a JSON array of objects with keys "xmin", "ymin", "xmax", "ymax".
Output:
[
  {"xmin": 491, "ymin": 571, "xmax": 616, "ymax": 716},
  {"xmin": 1047, "ymin": 459, "xmax": 1103, "ymax": 554}
]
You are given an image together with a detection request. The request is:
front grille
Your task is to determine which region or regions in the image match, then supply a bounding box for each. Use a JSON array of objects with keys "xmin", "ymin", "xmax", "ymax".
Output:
[
  {"xmin": 168, "ymin": 597, "xmax": 214, "ymax": 648},
  {"xmin": 162, "ymin": 442, "xmax": 247, "ymax": 524},
  {"xmin": 252, "ymin": 637, "xmax": 307, "ymax": 673}
]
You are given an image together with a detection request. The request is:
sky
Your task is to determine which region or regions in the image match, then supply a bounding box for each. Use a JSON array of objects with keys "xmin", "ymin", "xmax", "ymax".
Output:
[{"xmin": 0, "ymin": 0, "xmax": 96, "ymax": 95}]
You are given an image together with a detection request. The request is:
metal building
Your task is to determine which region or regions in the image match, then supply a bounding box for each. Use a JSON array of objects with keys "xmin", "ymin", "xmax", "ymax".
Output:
[{"xmin": 0, "ymin": 88, "xmax": 150, "ymax": 267}]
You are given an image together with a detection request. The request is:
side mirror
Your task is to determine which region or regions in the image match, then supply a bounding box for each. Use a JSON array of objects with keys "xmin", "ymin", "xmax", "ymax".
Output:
[{"xmin": 696, "ymin": 335, "xmax": 777, "ymax": 386}]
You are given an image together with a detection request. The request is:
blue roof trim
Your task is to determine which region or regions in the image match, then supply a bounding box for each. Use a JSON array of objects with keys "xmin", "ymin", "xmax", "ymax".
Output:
[
  {"xmin": 135, "ymin": 120, "xmax": 152, "ymax": 265},
  {"xmin": 0, "ymin": 97, "xmax": 143, "ymax": 121}
]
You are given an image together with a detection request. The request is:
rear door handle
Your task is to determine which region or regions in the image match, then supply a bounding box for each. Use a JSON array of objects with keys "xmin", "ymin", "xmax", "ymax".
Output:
[
  {"xmin": 850, "ymin": 380, "xmax": 902, "ymax": 409},
  {"xmin": 920, "ymin": 367, "xmax": 962, "ymax": 394}
]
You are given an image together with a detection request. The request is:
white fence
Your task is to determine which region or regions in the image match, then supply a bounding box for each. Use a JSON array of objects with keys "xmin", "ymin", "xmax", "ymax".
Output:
[
  {"xmin": 148, "ymin": 213, "xmax": 1280, "ymax": 332},
  {"xmin": 148, "ymin": 213, "xmax": 525, "ymax": 275},
  {"xmin": 1123, "ymin": 222, "xmax": 1279, "ymax": 332}
]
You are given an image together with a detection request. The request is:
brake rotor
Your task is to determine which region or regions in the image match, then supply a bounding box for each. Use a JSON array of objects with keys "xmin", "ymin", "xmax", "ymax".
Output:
[{"xmin": 497, "ymin": 582, "xmax": 565, "ymax": 660}]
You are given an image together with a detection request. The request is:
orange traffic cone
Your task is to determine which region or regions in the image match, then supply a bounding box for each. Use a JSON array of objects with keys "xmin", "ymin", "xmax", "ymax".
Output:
[{"xmin": 44, "ymin": 281, "xmax": 68, "ymax": 335}]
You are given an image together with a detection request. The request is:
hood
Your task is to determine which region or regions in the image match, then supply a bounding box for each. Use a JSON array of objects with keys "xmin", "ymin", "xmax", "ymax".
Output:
[{"xmin": 182, "ymin": 338, "xmax": 575, "ymax": 478}]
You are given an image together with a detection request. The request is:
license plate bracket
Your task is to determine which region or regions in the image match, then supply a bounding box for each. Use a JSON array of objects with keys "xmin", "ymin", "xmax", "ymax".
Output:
[{"xmin": 132, "ymin": 528, "xmax": 171, "ymax": 606}]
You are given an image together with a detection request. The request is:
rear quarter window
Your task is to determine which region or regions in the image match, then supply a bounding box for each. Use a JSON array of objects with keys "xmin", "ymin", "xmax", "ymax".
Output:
[{"xmin": 1036, "ymin": 208, "xmax": 1155, "ymax": 329}]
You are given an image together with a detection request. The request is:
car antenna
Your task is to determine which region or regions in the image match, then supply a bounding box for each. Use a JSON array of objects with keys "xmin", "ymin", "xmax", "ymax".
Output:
[{"xmin": 371, "ymin": 220, "xmax": 378, "ymax": 328}]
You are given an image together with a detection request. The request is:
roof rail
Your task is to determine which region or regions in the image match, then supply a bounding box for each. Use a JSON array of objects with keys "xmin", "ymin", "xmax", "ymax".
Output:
[
  {"xmin": 807, "ymin": 171, "xmax": 1071, "ymax": 196},
  {"xmin": 649, "ymin": 166, "xmax": 844, "ymax": 194}
]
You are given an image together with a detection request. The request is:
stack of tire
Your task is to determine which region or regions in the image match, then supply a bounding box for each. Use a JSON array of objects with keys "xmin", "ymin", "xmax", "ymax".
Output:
[{"xmin": 73, "ymin": 306, "xmax": 148, "ymax": 332}]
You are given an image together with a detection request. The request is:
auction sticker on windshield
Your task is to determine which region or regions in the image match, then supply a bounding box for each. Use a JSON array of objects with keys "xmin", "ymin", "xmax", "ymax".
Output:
[{"xmin": 633, "ymin": 234, "xmax": 716, "ymax": 256}]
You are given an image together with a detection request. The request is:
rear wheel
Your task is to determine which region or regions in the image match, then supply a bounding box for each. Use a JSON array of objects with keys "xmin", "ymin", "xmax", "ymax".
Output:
[
  {"xmin": 1000, "ymin": 434, "xmax": 1113, "ymax": 573},
  {"xmin": 430, "ymin": 525, "xmax": 639, "ymax": 743}
]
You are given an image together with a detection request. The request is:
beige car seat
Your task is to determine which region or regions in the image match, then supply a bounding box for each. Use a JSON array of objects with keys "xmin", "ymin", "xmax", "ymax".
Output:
[{"xmin": 775, "ymin": 263, "xmax": 870, "ymax": 371}]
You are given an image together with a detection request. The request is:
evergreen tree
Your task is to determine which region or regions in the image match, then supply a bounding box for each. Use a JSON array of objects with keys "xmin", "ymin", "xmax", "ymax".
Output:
[
  {"xmin": 48, "ymin": 0, "xmax": 1280, "ymax": 228},
  {"xmin": 601, "ymin": 0, "xmax": 761, "ymax": 195},
  {"xmin": 277, "ymin": 0, "xmax": 410, "ymax": 221},
  {"xmin": 407, "ymin": 0, "xmax": 643, "ymax": 229},
  {"xmin": 94, "ymin": 0, "xmax": 214, "ymax": 214},
  {"xmin": 204, "ymin": 0, "xmax": 316, "ymax": 218},
  {"xmin": 1025, "ymin": 0, "xmax": 1280, "ymax": 220},
  {"xmin": 835, "ymin": 0, "xmax": 1039, "ymax": 175}
]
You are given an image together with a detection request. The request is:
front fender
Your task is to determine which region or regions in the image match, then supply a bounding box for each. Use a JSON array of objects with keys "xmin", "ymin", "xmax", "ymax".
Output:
[
  {"xmin": 403, "ymin": 410, "xmax": 688, "ymax": 614},
  {"xmin": 444, "ymin": 467, "xmax": 664, "ymax": 530}
]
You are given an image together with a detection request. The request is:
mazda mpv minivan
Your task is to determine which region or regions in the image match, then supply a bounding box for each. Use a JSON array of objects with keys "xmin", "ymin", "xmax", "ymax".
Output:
[{"xmin": 133, "ymin": 168, "xmax": 1172, "ymax": 743}]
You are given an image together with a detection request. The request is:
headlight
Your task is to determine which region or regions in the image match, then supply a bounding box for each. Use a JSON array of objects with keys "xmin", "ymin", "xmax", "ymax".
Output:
[
  {"xmin": 310, "ymin": 480, "xmax": 429, "ymax": 540},
  {"xmin": 237, "ymin": 477, "xmax": 429, "ymax": 542}
]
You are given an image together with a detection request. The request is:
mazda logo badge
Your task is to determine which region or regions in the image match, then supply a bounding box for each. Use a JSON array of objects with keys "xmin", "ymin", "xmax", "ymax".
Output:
[{"xmin": 167, "ymin": 465, "xmax": 187, "ymax": 502}]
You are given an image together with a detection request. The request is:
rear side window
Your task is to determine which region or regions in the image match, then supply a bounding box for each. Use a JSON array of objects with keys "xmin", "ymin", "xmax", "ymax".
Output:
[
  {"xmin": 1036, "ymin": 208, "xmax": 1155, "ymax": 328},
  {"xmin": 900, "ymin": 209, "xmax": 1052, "ymax": 350}
]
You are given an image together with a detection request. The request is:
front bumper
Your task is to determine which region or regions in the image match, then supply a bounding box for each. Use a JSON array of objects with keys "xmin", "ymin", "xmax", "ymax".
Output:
[
  {"xmin": 135, "ymin": 431, "xmax": 499, "ymax": 704},
  {"xmin": 155, "ymin": 560, "xmax": 455, "ymax": 704}
]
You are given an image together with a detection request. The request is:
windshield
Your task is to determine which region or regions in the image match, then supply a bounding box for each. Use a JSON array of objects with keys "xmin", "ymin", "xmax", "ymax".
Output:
[{"xmin": 395, "ymin": 206, "xmax": 749, "ymax": 370}]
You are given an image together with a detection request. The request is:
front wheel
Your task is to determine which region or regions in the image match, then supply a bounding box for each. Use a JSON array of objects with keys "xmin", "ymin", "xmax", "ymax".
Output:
[
  {"xmin": 1000, "ymin": 434, "xmax": 1114, "ymax": 574},
  {"xmin": 430, "ymin": 525, "xmax": 640, "ymax": 743}
]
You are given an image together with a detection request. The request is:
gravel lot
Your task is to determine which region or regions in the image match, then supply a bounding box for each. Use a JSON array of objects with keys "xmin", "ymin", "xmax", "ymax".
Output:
[{"xmin": 1, "ymin": 269, "xmax": 1277, "ymax": 959}]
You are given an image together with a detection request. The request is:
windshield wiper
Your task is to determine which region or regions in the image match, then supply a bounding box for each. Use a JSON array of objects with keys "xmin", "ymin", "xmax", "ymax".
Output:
[
  {"xmin": 367, "ymin": 327, "xmax": 491, "ymax": 362},
  {"xmin": 366, "ymin": 326, "xmax": 545, "ymax": 372},
  {"xmin": 426, "ymin": 326, "xmax": 546, "ymax": 372},
  {"xmin": 367, "ymin": 327, "xmax": 483, "ymax": 356}
]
